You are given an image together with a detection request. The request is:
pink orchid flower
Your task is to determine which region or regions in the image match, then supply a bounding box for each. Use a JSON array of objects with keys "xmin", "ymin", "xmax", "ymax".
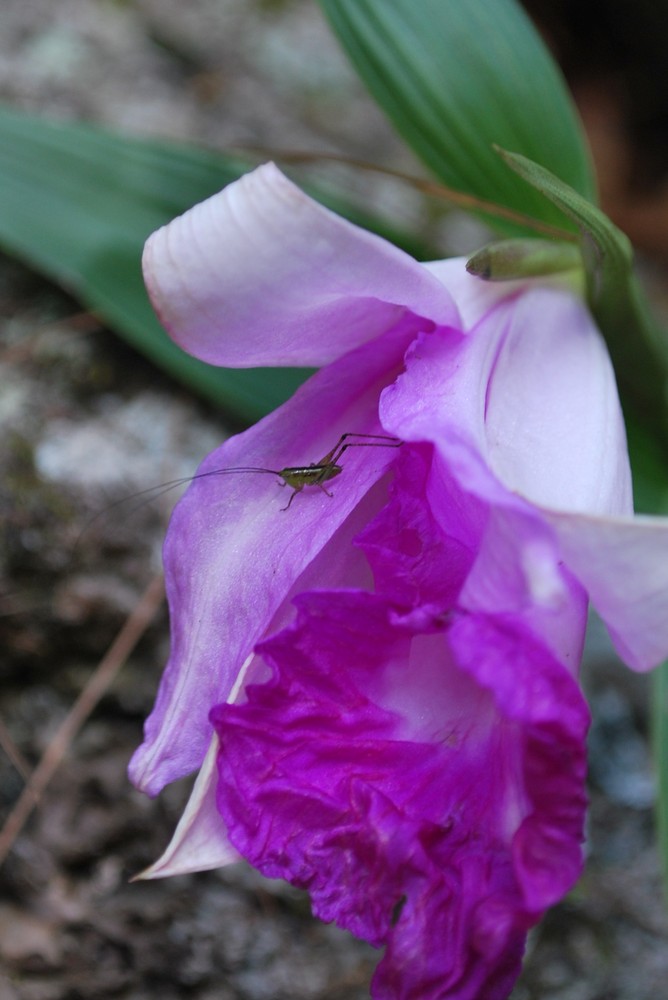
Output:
[{"xmin": 129, "ymin": 164, "xmax": 668, "ymax": 1000}]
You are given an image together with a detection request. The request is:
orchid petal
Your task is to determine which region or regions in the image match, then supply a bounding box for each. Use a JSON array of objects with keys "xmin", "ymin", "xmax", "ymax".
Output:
[
  {"xmin": 381, "ymin": 280, "xmax": 632, "ymax": 517},
  {"xmin": 481, "ymin": 287, "xmax": 632, "ymax": 516},
  {"xmin": 142, "ymin": 163, "xmax": 460, "ymax": 368},
  {"xmin": 459, "ymin": 505, "xmax": 588, "ymax": 673},
  {"xmin": 134, "ymin": 735, "xmax": 239, "ymax": 880},
  {"xmin": 545, "ymin": 510, "xmax": 668, "ymax": 671},
  {"xmin": 357, "ymin": 444, "xmax": 477, "ymax": 609},
  {"xmin": 447, "ymin": 609, "xmax": 589, "ymax": 911},
  {"xmin": 359, "ymin": 444, "xmax": 587, "ymax": 674},
  {"xmin": 128, "ymin": 329, "xmax": 412, "ymax": 796}
]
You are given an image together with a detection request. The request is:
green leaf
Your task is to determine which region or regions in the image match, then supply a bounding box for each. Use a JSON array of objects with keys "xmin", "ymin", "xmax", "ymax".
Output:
[
  {"xmin": 318, "ymin": 0, "xmax": 595, "ymax": 236},
  {"xmin": 0, "ymin": 109, "xmax": 438, "ymax": 421},
  {"xmin": 494, "ymin": 148, "xmax": 633, "ymax": 293},
  {"xmin": 0, "ymin": 107, "xmax": 309, "ymax": 423}
]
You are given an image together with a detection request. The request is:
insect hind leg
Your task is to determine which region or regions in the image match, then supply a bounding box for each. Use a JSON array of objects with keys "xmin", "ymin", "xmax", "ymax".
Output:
[{"xmin": 328, "ymin": 432, "xmax": 403, "ymax": 466}]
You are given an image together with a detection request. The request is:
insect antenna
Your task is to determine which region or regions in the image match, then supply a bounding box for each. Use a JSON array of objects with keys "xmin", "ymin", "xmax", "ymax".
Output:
[
  {"xmin": 75, "ymin": 433, "xmax": 403, "ymax": 548},
  {"xmin": 74, "ymin": 465, "xmax": 281, "ymax": 551}
]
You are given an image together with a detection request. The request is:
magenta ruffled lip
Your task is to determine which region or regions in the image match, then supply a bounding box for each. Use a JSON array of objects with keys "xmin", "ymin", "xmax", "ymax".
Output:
[{"xmin": 211, "ymin": 588, "xmax": 588, "ymax": 1000}]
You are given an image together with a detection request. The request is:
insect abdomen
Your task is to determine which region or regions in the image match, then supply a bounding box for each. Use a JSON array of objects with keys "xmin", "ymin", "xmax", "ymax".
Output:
[{"xmin": 280, "ymin": 464, "xmax": 343, "ymax": 489}]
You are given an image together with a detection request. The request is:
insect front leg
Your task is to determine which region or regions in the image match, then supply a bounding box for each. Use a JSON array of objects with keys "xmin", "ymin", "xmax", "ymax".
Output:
[{"xmin": 280, "ymin": 486, "xmax": 302, "ymax": 512}]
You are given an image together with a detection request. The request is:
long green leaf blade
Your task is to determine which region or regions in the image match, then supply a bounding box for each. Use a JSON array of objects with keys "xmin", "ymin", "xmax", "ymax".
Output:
[
  {"xmin": 0, "ymin": 108, "xmax": 307, "ymax": 422},
  {"xmin": 319, "ymin": 0, "xmax": 595, "ymax": 235}
]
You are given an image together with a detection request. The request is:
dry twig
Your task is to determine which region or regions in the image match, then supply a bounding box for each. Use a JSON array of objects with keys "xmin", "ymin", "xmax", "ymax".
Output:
[
  {"xmin": 0, "ymin": 716, "xmax": 34, "ymax": 786},
  {"xmin": 0, "ymin": 572, "xmax": 165, "ymax": 868}
]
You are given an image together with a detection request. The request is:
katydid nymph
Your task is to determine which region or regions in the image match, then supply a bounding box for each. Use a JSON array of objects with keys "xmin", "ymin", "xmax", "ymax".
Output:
[
  {"xmin": 189, "ymin": 431, "xmax": 403, "ymax": 510},
  {"xmin": 264, "ymin": 432, "xmax": 403, "ymax": 509},
  {"xmin": 92, "ymin": 433, "xmax": 404, "ymax": 527}
]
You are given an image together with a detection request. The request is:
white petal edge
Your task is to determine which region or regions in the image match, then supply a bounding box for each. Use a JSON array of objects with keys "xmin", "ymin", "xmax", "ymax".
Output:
[{"xmin": 132, "ymin": 734, "xmax": 239, "ymax": 880}]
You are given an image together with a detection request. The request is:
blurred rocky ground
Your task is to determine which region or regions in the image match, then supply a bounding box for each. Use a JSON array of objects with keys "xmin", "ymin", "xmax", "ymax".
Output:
[{"xmin": 1, "ymin": 2, "xmax": 667, "ymax": 998}]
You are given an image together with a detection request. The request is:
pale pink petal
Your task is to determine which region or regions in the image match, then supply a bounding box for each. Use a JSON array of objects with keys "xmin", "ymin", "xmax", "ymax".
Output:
[
  {"xmin": 460, "ymin": 506, "xmax": 588, "ymax": 674},
  {"xmin": 380, "ymin": 282, "xmax": 632, "ymax": 517},
  {"xmin": 544, "ymin": 510, "xmax": 668, "ymax": 671},
  {"xmin": 425, "ymin": 258, "xmax": 532, "ymax": 329},
  {"xmin": 142, "ymin": 163, "xmax": 459, "ymax": 367},
  {"xmin": 482, "ymin": 287, "xmax": 632, "ymax": 516}
]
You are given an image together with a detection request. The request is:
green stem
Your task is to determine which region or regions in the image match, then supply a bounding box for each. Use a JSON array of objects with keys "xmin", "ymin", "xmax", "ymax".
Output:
[{"xmin": 653, "ymin": 662, "xmax": 668, "ymax": 899}]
